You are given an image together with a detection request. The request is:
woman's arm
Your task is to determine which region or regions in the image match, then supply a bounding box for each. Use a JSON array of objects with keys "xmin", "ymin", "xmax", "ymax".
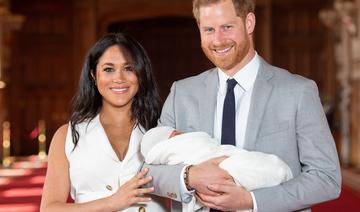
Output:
[{"xmin": 40, "ymin": 124, "xmax": 154, "ymax": 212}]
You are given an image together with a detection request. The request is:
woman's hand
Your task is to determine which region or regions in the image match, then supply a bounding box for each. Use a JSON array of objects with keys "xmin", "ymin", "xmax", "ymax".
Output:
[{"xmin": 107, "ymin": 168, "xmax": 154, "ymax": 211}]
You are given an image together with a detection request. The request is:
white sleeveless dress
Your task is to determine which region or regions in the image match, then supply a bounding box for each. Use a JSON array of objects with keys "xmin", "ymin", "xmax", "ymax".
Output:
[{"xmin": 65, "ymin": 114, "xmax": 167, "ymax": 211}]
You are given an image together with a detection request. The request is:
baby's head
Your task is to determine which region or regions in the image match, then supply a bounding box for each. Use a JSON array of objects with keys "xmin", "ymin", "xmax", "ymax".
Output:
[{"xmin": 141, "ymin": 126, "xmax": 182, "ymax": 157}]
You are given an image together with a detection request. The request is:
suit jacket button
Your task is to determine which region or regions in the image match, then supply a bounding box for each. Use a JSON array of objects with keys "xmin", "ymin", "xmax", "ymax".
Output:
[
  {"xmin": 106, "ymin": 185, "xmax": 112, "ymax": 191},
  {"xmin": 139, "ymin": 206, "xmax": 145, "ymax": 212},
  {"xmin": 166, "ymin": 192, "xmax": 177, "ymax": 199}
]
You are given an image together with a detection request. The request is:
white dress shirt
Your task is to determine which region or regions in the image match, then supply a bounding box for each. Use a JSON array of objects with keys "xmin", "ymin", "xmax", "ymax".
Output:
[{"xmin": 214, "ymin": 53, "xmax": 259, "ymax": 148}]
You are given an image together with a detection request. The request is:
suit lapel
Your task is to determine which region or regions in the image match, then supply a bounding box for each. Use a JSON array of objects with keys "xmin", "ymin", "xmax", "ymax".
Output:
[
  {"xmin": 244, "ymin": 59, "xmax": 274, "ymax": 150},
  {"xmin": 199, "ymin": 69, "xmax": 218, "ymax": 136}
]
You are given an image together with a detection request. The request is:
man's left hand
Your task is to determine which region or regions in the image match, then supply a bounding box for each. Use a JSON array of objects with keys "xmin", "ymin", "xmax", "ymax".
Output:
[{"xmin": 196, "ymin": 183, "xmax": 253, "ymax": 211}]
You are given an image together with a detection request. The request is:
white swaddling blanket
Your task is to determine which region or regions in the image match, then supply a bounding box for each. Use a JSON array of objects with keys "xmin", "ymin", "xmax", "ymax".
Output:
[{"xmin": 141, "ymin": 126, "xmax": 293, "ymax": 212}]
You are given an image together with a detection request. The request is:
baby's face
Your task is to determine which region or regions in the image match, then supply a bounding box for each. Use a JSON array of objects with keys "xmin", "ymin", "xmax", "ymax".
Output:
[{"xmin": 169, "ymin": 130, "xmax": 182, "ymax": 138}]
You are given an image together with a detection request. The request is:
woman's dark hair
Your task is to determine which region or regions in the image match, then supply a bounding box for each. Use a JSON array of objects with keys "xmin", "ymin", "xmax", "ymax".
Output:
[{"xmin": 70, "ymin": 33, "xmax": 161, "ymax": 147}]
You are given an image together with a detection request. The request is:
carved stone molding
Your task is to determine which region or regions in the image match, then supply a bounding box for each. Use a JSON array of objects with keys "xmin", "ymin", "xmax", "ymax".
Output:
[{"xmin": 320, "ymin": 0, "xmax": 360, "ymax": 167}]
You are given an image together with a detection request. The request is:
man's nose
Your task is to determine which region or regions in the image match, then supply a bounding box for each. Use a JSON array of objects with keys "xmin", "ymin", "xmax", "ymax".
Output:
[{"xmin": 213, "ymin": 30, "xmax": 226, "ymax": 46}]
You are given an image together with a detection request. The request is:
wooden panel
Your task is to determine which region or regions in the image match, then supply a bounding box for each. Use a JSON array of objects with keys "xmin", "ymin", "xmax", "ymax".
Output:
[
  {"xmin": 9, "ymin": 0, "xmax": 74, "ymax": 155},
  {"xmin": 97, "ymin": 0, "xmax": 193, "ymax": 33},
  {"xmin": 72, "ymin": 0, "xmax": 97, "ymax": 87},
  {"xmin": 254, "ymin": 4, "xmax": 272, "ymax": 63},
  {"xmin": 271, "ymin": 0, "xmax": 337, "ymax": 126}
]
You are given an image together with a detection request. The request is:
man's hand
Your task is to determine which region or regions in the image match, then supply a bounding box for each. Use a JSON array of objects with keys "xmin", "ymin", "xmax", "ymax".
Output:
[
  {"xmin": 188, "ymin": 156, "xmax": 233, "ymax": 195},
  {"xmin": 196, "ymin": 183, "xmax": 253, "ymax": 211}
]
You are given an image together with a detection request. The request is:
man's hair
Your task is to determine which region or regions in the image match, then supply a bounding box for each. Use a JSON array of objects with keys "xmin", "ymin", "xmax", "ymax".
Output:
[{"xmin": 192, "ymin": 0, "xmax": 255, "ymax": 22}]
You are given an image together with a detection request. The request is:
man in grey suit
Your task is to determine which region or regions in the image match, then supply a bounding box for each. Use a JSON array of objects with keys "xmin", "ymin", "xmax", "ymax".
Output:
[{"xmin": 143, "ymin": 0, "xmax": 341, "ymax": 211}]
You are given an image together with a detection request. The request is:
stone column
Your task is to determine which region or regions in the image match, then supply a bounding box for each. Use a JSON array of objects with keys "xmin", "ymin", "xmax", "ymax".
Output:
[
  {"xmin": 320, "ymin": 0, "xmax": 360, "ymax": 168},
  {"xmin": 350, "ymin": 0, "xmax": 360, "ymax": 169}
]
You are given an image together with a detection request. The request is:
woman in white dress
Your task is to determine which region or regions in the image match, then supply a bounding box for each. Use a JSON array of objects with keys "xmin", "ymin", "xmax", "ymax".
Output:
[{"xmin": 40, "ymin": 33, "xmax": 168, "ymax": 211}]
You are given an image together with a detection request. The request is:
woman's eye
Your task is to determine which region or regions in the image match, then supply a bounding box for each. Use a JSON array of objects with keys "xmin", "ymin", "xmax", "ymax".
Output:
[
  {"xmin": 103, "ymin": 67, "xmax": 113, "ymax": 72},
  {"xmin": 124, "ymin": 66, "xmax": 135, "ymax": 72}
]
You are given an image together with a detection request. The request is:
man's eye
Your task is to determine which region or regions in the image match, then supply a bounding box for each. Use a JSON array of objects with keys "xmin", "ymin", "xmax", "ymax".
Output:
[
  {"xmin": 223, "ymin": 25, "xmax": 233, "ymax": 31},
  {"xmin": 204, "ymin": 28, "xmax": 214, "ymax": 33}
]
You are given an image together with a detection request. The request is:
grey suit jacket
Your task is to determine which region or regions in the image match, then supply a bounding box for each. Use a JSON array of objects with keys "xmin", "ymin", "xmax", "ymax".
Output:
[{"xmin": 144, "ymin": 57, "xmax": 341, "ymax": 212}]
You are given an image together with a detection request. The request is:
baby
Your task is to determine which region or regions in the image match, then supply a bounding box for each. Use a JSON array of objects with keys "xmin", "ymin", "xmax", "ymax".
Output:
[{"xmin": 141, "ymin": 126, "xmax": 293, "ymax": 212}]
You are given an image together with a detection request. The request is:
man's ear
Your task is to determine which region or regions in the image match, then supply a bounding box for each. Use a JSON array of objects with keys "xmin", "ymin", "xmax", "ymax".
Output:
[{"xmin": 245, "ymin": 12, "xmax": 256, "ymax": 34}]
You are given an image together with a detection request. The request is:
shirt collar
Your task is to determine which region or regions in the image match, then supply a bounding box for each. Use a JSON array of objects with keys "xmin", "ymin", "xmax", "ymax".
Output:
[{"xmin": 218, "ymin": 53, "xmax": 260, "ymax": 95}]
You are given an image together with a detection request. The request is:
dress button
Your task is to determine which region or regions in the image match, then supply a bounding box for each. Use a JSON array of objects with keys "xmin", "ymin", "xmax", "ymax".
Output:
[
  {"xmin": 138, "ymin": 206, "xmax": 145, "ymax": 212},
  {"xmin": 106, "ymin": 185, "xmax": 113, "ymax": 191}
]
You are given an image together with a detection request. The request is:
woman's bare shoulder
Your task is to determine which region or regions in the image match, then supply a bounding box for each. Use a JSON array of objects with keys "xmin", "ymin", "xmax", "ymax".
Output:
[{"xmin": 49, "ymin": 124, "xmax": 69, "ymax": 151}]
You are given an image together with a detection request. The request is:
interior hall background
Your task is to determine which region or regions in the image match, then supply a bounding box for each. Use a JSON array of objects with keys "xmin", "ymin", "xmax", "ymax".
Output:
[{"xmin": 0, "ymin": 0, "xmax": 359, "ymax": 211}]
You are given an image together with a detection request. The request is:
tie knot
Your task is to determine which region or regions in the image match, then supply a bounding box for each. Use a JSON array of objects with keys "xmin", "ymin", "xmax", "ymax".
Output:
[{"xmin": 226, "ymin": 78, "xmax": 237, "ymax": 91}]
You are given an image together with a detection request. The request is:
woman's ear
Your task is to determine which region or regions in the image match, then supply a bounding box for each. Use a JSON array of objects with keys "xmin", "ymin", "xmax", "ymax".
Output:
[
  {"xmin": 90, "ymin": 71, "xmax": 96, "ymax": 85},
  {"xmin": 245, "ymin": 12, "xmax": 256, "ymax": 34}
]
